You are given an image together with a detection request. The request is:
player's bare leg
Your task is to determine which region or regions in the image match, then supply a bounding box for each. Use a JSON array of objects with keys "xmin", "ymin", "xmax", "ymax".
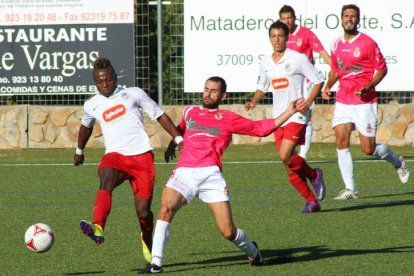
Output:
[{"xmin": 208, "ymin": 201, "xmax": 263, "ymax": 266}]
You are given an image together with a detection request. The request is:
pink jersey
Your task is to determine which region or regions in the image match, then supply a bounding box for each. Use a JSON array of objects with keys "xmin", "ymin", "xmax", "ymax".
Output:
[
  {"xmin": 176, "ymin": 105, "xmax": 277, "ymax": 170},
  {"xmin": 331, "ymin": 32, "xmax": 387, "ymax": 104},
  {"xmin": 286, "ymin": 26, "xmax": 325, "ymax": 64}
]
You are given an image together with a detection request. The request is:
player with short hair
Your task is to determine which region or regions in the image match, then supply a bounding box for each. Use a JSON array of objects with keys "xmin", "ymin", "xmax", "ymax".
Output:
[
  {"xmin": 279, "ymin": 4, "xmax": 331, "ymax": 160},
  {"xmin": 245, "ymin": 20, "xmax": 326, "ymax": 213},
  {"xmin": 139, "ymin": 76, "xmax": 300, "ymax": 273},
  {"xmin": 322, "ymin": 4, "xmax": 409, "ymax": 199},
  {"xmin": 74, "ymin": 57, "xmax": 182, "ymax": 262}
]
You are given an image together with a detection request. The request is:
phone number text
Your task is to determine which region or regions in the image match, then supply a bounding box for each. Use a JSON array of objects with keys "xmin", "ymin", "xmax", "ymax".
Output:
[
  {"xmin": 0, "ymin": 75, "xmax": 64, "ymax": 84},
  {"xmin": 0, "ymin": 11, "xmax": 131, "ymax": 24}
]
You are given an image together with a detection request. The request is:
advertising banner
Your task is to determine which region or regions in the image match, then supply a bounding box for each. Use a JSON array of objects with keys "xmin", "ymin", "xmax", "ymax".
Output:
[
  {"xmin": 184, "ymin": 0, "xmax": 414, "ymax": 92},
  {"xmin": 0, "ymin": 0, "xmax": 135, "ymax": 95}
]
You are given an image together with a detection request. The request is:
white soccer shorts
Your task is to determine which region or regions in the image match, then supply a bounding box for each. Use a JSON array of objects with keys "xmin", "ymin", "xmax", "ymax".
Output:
[
  {"xmin": 165, "ymin": 166, "xmax": 230, "ymax": 204},
  {"xmin": 332, "ymin": 102, "xmax": 378, "ymax": 137}
]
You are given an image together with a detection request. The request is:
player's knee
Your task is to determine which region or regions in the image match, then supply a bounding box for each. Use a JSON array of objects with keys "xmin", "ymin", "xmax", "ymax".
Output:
[
  {"xmin": 360, "ymin": 145, "xmax": 375, "ymax": 155},
  {"xmin": 158, "ymin": 205, "xmax": 175, "ymax": 222},
  {"xmin": 278, "ymin": 153, "xmax": 291, "ymax": 165},
  {"xmin": 136, "ymin": 208, "xmax": 152, "ymax": 220},
  {"xmin": 221, "ymin": 228, "xmax": 236, "ymax": 241}
]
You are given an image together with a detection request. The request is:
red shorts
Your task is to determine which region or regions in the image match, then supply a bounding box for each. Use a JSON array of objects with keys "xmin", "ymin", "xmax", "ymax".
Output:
[
  {"xmin": 273, "ymin": 122, "xmax": 306, "ymax": 150},
  {"xmin": 99, "ymin": 151, "xmax": 155, "ymax": 200}
]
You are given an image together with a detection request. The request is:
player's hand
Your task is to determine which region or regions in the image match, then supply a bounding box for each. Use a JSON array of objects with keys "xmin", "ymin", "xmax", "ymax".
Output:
[
  {"xmin": 287, "ymin": 99, "xmax": 299, "ymax": 114},
  {"xmin": 244, "ymin": 101, "xmax": 256, "ymax": 111},
  {"xmin": 164, "ymin": 140, "xmax": 181, "ymax": 163},
  {"xmin": 73, "ymin": 153, "xmax": 84, "ymax": 166},
  {"xmin": 295, "ymin": 97, "xmax": 309, "ymax": 114},
  {"xmin": 354, "ymin": 86, "xmax": 369, "ymax": 97},
  {"xmin": 321, "ymin": 86, "xmax": 331, "ymax": 100}
]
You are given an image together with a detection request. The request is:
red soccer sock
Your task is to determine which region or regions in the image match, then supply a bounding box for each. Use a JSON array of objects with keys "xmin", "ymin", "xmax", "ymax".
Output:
[
  {"xmin": 139, "ymin": 211, "xmax": 154, "ymax": 248},
  {"xmin": 93, "ymin": 189, "xmax": 112, "ymax": 229},
  {"xmin": 288, "ymin": 171, "xmax": 316, "ymax": 202},
  {"xmin": 289, "ymin": 155, "xmax": 316, "ymax": 181},
  {"xmin": 288, "ymin": 155, "xmax": 316, "ymax": 202}
]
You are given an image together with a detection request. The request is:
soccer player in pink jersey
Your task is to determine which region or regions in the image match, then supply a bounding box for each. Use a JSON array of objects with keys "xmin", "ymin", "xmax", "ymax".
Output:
[
  {"xmin": 140, "ymin": 76, "xmax": 300, "ymax": 273},
  {"xmin": 245, "ymin": 20, "xmax": 326, "ymax": 213},
  {"xmin": 322, "ymin": 4, "xmax": 409, "ymax": 200},
  {"xmin": 73, "ymin": 57, "xmax": 182, "ymax": 263},
  {"xmin": 279, "ymin": 5, "xmax": 331, "ymax": 160}
]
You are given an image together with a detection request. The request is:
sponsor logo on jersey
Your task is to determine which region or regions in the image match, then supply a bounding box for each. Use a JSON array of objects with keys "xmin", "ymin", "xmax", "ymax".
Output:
[
  {"xmin": 102, "ymin": 104, "xmax": 126, "ymax": 122},
  {"xmin": 186, "ymin": 117, "xmax": 221, "ymax": 136},
  {"xmin": 271, "ymin": 78, "xmax": 289, "ymax": 90}
]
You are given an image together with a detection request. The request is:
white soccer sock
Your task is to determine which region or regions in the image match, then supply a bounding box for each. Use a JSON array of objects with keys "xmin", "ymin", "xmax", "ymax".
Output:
[
  {"xmin": 231, "ymin": 228, "xmax": 257, "ymax": 259},
  {"xmin": 372, "ymin": 143, "xmax": 402, "ymax": 167},
  {"xmin": 151, "ymin": 220, "xmax": 170, "ymax": 267},
  {"xmin": 299, "ymin": 123, "xmax": 312, "ymax": 160},
  {"xmin": 337, "ymin": 148, "xmax": 356, "ymax": 192}
]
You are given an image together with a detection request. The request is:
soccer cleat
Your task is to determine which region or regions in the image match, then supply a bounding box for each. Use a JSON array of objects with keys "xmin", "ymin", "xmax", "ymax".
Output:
[
  {"xmin": 248, "ymin": 241, "xmax": 263, "ymax": 266},
  {"xmin": 141, "ymin": 233, "xmax": 152, "ymax": 263},
  {"xmin": 311, "ymin": 168, "xmax": 326, "ymax": 201},
  {"xmin": 397, "ymin": 156, "xmax": 409, "ymax": 184},
  {"xmin": 80, "ymin": 220, "xmax": 105, "ymax": 244},
  {"xmin": 334, "ymin": 189, "xmax": 358, "ymax": 200},
  {"xmin": 301, "ymin": 200, "xmax": 321, "ymax": 213},
  {"xmin": 138, "ymin": 263, "xmax": 162, "ymax": 274}
]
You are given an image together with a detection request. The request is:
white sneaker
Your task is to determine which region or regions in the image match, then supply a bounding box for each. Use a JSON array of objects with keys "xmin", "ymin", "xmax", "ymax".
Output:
[
  {"xmin": 334, "ymin": 189, "xmax": 358, "ymax": 200},
  {"xmin": 397, "ymin": 156, "xmax": 409, "ymax": 184}
]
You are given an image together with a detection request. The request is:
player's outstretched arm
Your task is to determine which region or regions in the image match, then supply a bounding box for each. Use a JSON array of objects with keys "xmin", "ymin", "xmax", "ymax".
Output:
[
  {"xmin": 274, "ymin": 99, "xmax": 299, "ymax": 128},
  {"xmin": 74, "ymin": 125, "xmax": 93, "ymax": 166}
]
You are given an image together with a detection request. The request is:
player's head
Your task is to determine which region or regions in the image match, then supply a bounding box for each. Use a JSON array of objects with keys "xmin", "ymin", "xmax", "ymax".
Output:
[
  {"xmin": 279, "ymin": 5, "xmax": 296, "ymax": 33},
  {"xmin": 341, "ymin": 4, "xmax": 360, "ymax": 34},
  {"xmin": 268, "ymin": 20, "xmax": 289, "ymax": 53},
  {"xmin": 202, "ymin": 76, "xmax": 227, "ymax": 109},
  {"xmin": 92, "ymin": 57, "xmax": 118, "ymax": 97}
]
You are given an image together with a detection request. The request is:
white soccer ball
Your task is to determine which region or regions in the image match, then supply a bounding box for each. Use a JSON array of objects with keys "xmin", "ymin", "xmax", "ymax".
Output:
[{"xmin": 24, "ymin": 223, "xmax": 54, "ymax": 253}]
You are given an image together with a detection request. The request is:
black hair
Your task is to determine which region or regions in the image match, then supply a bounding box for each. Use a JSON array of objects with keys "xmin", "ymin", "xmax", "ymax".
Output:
[
  {"xmin": 268, "ymin": 20, "xmax": 289, "ymax": 37},
  {"xmin": 341, "ymin": 4, "xmax": 360, "ymax": 22},
  {"xmin": 92, "ymin": 57, "xmax": 116, "ymax": 75},
  {"xmin": 207, "ymin": 76, "xmax": 227, "ymax": 93},
  {"xmin": 279, "ymin": 5, "xmax": 296, "ymax": 18}
]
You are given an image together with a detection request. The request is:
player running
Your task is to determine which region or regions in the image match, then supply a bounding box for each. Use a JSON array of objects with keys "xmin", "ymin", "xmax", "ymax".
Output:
[
  {"xmin": 279, "ymin": 5, "xmax": 331, "ymax": 160},
  {"xmin": 245, "ymin": 20, "xmax": 326, "ymax": 213},
  {"xmin": 322, "ymin": 4, "xmax": 409, "ymax": 199}
]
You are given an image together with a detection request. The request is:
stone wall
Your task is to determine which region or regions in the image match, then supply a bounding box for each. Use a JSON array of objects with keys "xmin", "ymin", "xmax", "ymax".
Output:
[{"xmin": 0, "ymin": 104, "xmax": 413, "ymax": 149}]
